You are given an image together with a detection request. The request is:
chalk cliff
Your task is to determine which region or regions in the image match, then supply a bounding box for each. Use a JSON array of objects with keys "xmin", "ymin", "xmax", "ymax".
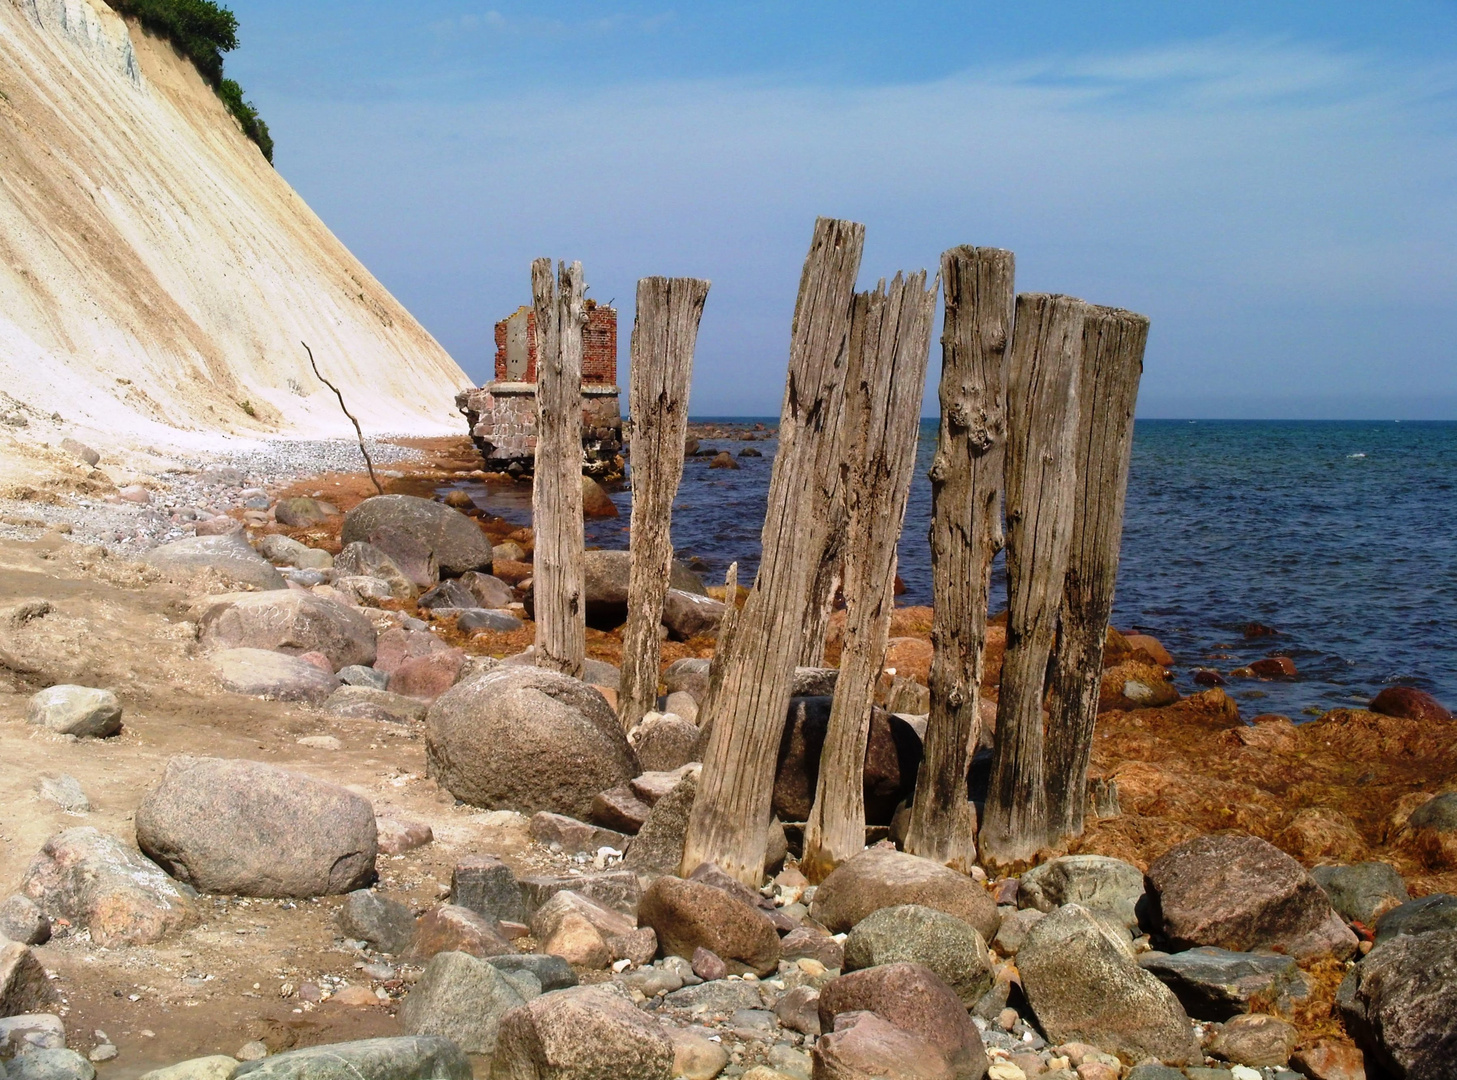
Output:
[{"xmin": 0, "ymin": 0, "xmax": 468, "ymax": 479}]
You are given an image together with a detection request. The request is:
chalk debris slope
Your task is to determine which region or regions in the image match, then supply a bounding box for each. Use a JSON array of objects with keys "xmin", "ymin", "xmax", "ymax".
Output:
[{"xmin": 0, "ymin": 0, "xmax": 468, "ymax": 468}]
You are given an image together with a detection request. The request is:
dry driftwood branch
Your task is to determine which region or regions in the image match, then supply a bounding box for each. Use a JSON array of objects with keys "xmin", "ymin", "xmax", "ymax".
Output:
[{"xmin": 302, "ymin": 340, "xmax": 382, "ymax": 495}]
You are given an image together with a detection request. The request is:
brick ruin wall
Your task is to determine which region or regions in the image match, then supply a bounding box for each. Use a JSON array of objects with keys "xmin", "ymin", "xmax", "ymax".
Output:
[{"xmin": 493, "ymin": 303, "xmax": 617, "ymax": 385}]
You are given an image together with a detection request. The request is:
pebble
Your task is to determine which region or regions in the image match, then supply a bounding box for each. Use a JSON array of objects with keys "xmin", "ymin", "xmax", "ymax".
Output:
[
  {"xmin": 234, "ymin": 1041, "xmax": 268, "ymax": 1062},
  {"xmin": 87, "ymin": 1046, "xmax": 117, "ymax": 1063}
]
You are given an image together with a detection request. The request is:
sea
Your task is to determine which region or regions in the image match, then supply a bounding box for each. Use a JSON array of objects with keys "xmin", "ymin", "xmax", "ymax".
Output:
[{"xmin": 457, "ymin": 419, "xmax": 1457, "ymax": 720}]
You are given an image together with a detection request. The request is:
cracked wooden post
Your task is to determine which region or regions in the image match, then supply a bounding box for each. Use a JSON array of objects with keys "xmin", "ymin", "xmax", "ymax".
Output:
[
  {"xmin": 979, "ymin": 292, "xmax": 1088, "ymax": 867},
  {"xmin": 1044, "ymin": 305, "xmax": 1147, "ymax": 842},
  {"xmin": 531, "ymin": 258, "xmax": 587, "ymax": 679},
  {"xmin": 681, "ymin": 217, "xmax": 864, "ymax": 886},
  {"xmin": 903, "ymin": 246, "xmax": 1015, "ymax": 872},
  {"xmin": 800, "ymin": 270, "xmax": 938, "ymax": 881},
  {"xmin": 618, "ymin": 276, "xmax": 711, "ymax": 731}
]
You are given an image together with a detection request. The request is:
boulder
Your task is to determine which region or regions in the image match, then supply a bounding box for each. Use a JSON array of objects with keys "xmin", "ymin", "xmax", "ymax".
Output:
[
  {"xmin": 577, "ymin": 549, "xmax": 706, "ymax": 628},
  {"xmin": 199, "ymin": 591, "xmax": 377, "ymax": 670},
  {"xmin": 661, "ymin": 589, "xmax": 726, "ymax": 640},
  {"xmin": 342, "ymin": 495, "xmax": 492, "ymax": 577},
  {"xmin": 780, "ymin": 925, "xmax": 844, "ymax": 970},
  {"xmin": 211, "ymin": 648, "xmax": 341, "ymax": 704},
  {"xmin": 256, "ymin": 534, "xmax": 332, "ymax": 570},
  {"xmin": 590, "ymin": 785, "xmax": 652, "ymax": 834},
  {"xmin": 669, "ymin": 1028, "xmax": 729, "ymax": 1080},
  {"xmin": 842, "ymin": 904, "xmax": 993, "ymax": 1006},
  {"xmin": 637, "ymin": 875, "xmax": 781, "ymax": 976},
  {"xmin": 1138, "ymin": 946, "xmax": 1301, "ymax": 1020},
  {"xmin": 324, "ymin": 686, "xmax": 429, "ymax": 724},
  {"xmin": 517, "ymin": 870, "xmax": 640, "ymax": 921},
  {"xmin": 0, "ymin": 1013, "xmax": 67, "ymax": 1056},
  {"xmin": 631, "ymin": 766, "xmax": 699, "ymax": 805},
  {"xmin": 1019, "ymin": 904, "xmax": 1199, "ymax": 1065},
  {"xmin": 1404, "ymin": 792, "xmax": 1457, "ymax": 869},
  {"xmin": 813, "ymin": 1012, "xmax": 959, "ymax": 1080},
  {"xmin": 417, "ymin": 580, "xmax": 477, "ymax": 611},
  {"xmin": 388, "ymin": 649, "xmax": 466, "ymax": 702},
  {"xmin": 135, "ymin": 757, "xmax": 377, "ymax": 898},
  {"xmin": 817, "ymin": 963, "xmax": 987, "ymax": 1080},
  {"xmin": 774, "ymin": 697, "xmax": 921, "ymax": 826},
  {"xmin": 1017, "ymin": 855, "xmax": 1147, "ymax": 931},
  {"xmin": 338, "ymin": 891, "xmax": 416, "ymax": 954},
  {"xmin": 408, "ymin": 905, "xmax": 513, "ymax": 962},
  {"xmin": 1311, "ymin": 862, "xmax": 1410, "ymax": 925},
  {"xmin": 36, "ymin": 775, "xmax": 87, "ymax": 817},
  {"xmin": 25, "ymin": 686, "xmax": 121, "ymax": 738},
  {"xmin": 451, "ymin": 856, "xmax": 525, "ymax": 924},
  {"xmin": 458, "ymin": 572, "xmax": 515, "ymax": 610},
  {"xmin": 375, "ymin": 627, "xmax": 452, "ymax": 674},
  {"xmin": 1099, "ymin": 660, "xmax": 1181, "ymax": 711},
  {"xmin": 20, "ymin": 828, "xmax": 195, "ymax": 946},
  {"xmin": 811, "ymin": 847, "xmax": 999, "ymax": 942},
  {"xmin": 530, "ymin": 890, "xmax": 635, "ymax": 943},
  {"xmin": 144, "ymin": 534, "xmax": 286, "ymax": 590},
  {"xmin": 631, "ymin": 713, "xmax": 701, "ymax": 773},
  {"xmin": 61, "ymin": 437, "xmax": 100, "ymax": 466},
  {"xmin": 663, "ymin": 657, "xmax": 710, "ymax": 700},
  {"xmin": 7, "ymin": 1049, "xmax": 94, "ymax": 1080},
  {"xmin": 231, "ymin": 1036, "xmax": 470, "ymax": 1080},
  {"xmin": 990, "ymin": 908, "xmax": 1042, "ymax": 956},
  {"xmin": 486, "ymin": 954, "xmax": 577, "ymax": 993},
  {"xmin": 426, "ymin": 667, "xmax": 636, "ymax": 819},
  {"xmin": 527, "ymin": 813, "xmax": 627, "ymax": 856},
  {"xmin": 624, "ymin": 771, "xmax": 698, "ymax": 875},
  {"xmin": 273, "ymin": 497, "xmax": 332, "ymax": 528},
  {"xmin": 1145, "ymin": 832, "xmax": 1358, "ymax": 959},
  {"xmin": 708, "ymin": 451, "xmax": 739, "ymax": 470},
  {"xmin": 581, "ymin": 475, "xmax": 619, "ymax": 518},
  {"xmin": 1369, "ymin": 685, "xmax": 1452, "ymax": 723},
  {"xmin": 1208, "ymin": 1012, "xmax": 1298, "ymax": 1067},
  {"xmin": 1338, "ymin": 927, "xmax": 1457, "ymax": 1079},
  {"xmin": 376, "ymin": 817, "xmax": 433, "ymax": 855},
  {"xmin": 398, "ymin": 952, "xmax": 526, "ymax": 1056},
  {"xmin": 0, "ymin": 896, "xmax": 49, "ymax": 946},
  {"xmin": 335, "ymin": 543, "xmax": 417, "ymax": 600},
  {"xmin": 0, "ymin": 942, "xmax": 53, "ymax": 1017},
  {"xmin": 489, "ymin": 984, "xmax": 673, "ymax": 1080},
  {"xmin": 1373, "ymin": 892, "xmax": 1457, "ymax": 943},
  {"xmin": 457, "ymin": 609, "xmax": 524, "ymax": 633},
  {"xmin": 1289, "ymin": 1040, "xmax": 1369, "ymax": 1080}
]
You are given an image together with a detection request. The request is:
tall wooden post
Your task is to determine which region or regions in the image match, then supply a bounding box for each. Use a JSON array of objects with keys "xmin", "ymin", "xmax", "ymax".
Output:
[
  {"xmin": 531, "ymin": 258, "xmax": 587, "ymax": 679},
  {"xmin": 979, "ymin": 292, "xmax": 1087, "ymax": 867},
  {"xmin": 681, "ymin": 217, "xmax": 864, "ymax": 887},
  {"xmin": 618, "ymin": 277, "xmax": 711, "ymax": 731},
  {"xmin": 1044, "ymin": 306, "xmax": 1147, "ymax": 841},
  {"xmin": 903, "ymin": 247, "xmax": 1015, "ymax": 872},
  {"xmin": 800, "ymin": 271, "xmax": 937, "ymax": 881},
  {"xmin": 798, "ymin": 536, "xmax": 843, "ymax": 668}
]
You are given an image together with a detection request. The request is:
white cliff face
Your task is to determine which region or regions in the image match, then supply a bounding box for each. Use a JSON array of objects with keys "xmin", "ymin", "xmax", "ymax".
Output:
[{"xmin": 0, "ymin": 0, "xmax": 469, "ymax": 471}]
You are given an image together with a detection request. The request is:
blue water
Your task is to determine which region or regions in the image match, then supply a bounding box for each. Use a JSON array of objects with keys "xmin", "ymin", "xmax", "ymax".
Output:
[{"xmin": 470, "ymin": 419, "xmax": 1457, "ymax": 719}]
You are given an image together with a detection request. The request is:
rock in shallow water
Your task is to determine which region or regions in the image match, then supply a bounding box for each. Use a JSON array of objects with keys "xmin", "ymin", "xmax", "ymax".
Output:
[{"xmin": 135, "ymin": 756, "xmax": 377, "ymax": 898}]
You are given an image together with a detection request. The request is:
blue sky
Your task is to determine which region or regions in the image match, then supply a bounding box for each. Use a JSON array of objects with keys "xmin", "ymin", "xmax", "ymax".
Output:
[{"xmin": 225, "ymin": 2, "xmax": 1457, "ymax": 418}]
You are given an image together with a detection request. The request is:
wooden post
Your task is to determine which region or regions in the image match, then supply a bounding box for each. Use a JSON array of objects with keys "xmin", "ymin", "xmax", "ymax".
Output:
[
  {"xmin": 800, "ymin": 271, "xmax": 938, "ymax": 881},
  {"xmin": 1044, "ymin": 306, "xmax": 1147, "ymax": 842},
  {"xmin": 903, "ymin": 247, "xmax": 1015, "ymax": 872},
  {"xmin": 798, "ymin": 529, "xmax": 844, "ymax": 667},
  {"xmin": 531, "ymin": 258, "xmax": 587, "ymax": 679},
  {"xmin": 681, "ymin": 217, "xmax": 864, "ymax": 886},
  {"xmin": 618, "ymin": 277, "xmax": 711, "ymax": 731},
  {"xmin": 979, "ymin": 292, "xmax": 1087, "ymax": 867}
]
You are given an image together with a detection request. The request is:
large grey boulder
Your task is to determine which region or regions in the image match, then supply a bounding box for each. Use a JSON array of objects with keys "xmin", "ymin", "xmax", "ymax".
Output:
[
  {"xmin": 145, "ymin": 534, "xmax": 285, "ymax": 590},
  {"xmin": 135, "ymin": 757, "xmax": 376, "ymax": 897},
  {"xmin": 1138, "ymin": 946, "xmax": 1302, "ymax": 1020},
  {"xmin": 210, "ymin": 648, "xmax": 340, "ymax": 704},
  {"xmin": 25, "ymin": 687, "xmax": 121, "ymax": 738},
  {"xmin": 20, "ymin": 828, "xmax": 195, "ymax": 947},
  {"xmin": 425, "ymin": 667, "xmax": 637, "ymax": 819},
  {"xmin": 623, "ymin": 770, "xmax": 697, "ymax": 875},
  {"xmin": 198, "ymin": 591, "xmax": 377, "ymax": 670},
  {"xmin": 342, "ymin": 495, "xmax": 492, "ymax": 577},
  {"xmin": 1373, "ymin": 892, "xmax": 1457, "ymax": 944},
  {"xmin": 7, "ymin": 1049, "xmax": 93, "ymax": 1080},
  {"xmin": 338, "ymin": 890, "xmax": 416, "ymax": 954},
  {"xmin": 1145, "ymin": 832, "xmax": 1358, "ymax": 960},
  {"xmin": 571, "ymin": 549, "xmax": 705, "ymax": 628},
  {"xmin": 399, "ymin": 951, "xmax": 526, "ymax": 1056},
  {"xmin": 630, "ymin": 714, "xmax": 700, "ymax": 773},
  {"xmin": 489, "ymin": 984, "xmax": 673, "ymax": 1080},
  {"xmin": 1018, "ymin": 904, "xmax": 1200, "ymax": 1065},
  {"xmin": 1018, "ymin": 854, "xmax": 1147, "ymax": 930},
  {"xmin": 255, "ymin": 534, "xmax": 333, "ymax": 571},
  {"xmin": 324, "ymin": 686, "xmax": 429, "ymax": 724},
  {"xmin": 0, "ymin": 1012, "xmax": 66, "ymax": 1056},
  {"xmin": 232, "ymin": 1036, "xmax": 470, "ymax": 1080},
  {"xmin": 660, "ymin": 589, "xmax": 725, "ymax": 641},
  {"xmin": 811, "ymin": 847, "xmax": 999, "ymax": 942},
  {"xmin": 842, "ymin": 904, "xmax": 993, "ymax": 1006},
  {"xmin": 1311, "ymin": 862, "xmax": 1411, "ymax": 925},
  {"xmin": 1339, "ymin": 927, "xmax": 1457, "ymax": 1079}
]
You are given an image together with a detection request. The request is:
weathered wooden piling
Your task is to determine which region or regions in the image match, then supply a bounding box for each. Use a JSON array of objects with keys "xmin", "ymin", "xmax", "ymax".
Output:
[
  {"xmin": 903, "ymin": 246, "xmax": 1015, "ymax": 872},
  {"xmin": 530, "ymin": 258, "xmax": 587, "ymax": 679},
  {"xmin": 979, "ymin": 292, "xmax": 1087, "ymax": 867},
  {"xmin": 681, "ymin": 217, "xmax": 864, "ymax": 886},
  {"xmin": 1044, "ymin": 305, "xmax": 1147, "ymax": 842},
  {"xmin": 800, "ymin": 270, "xmax": 937, "ymax": 881},
  {"xmin": 618, "ymin": 276, "xmax": 711, "ymax": 731}
]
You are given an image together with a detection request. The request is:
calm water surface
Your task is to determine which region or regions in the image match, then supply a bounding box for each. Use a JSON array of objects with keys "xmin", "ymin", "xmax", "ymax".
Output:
[{"xmin": 456, "ymin": 419, "xmax": 1457, "ymax": 718}]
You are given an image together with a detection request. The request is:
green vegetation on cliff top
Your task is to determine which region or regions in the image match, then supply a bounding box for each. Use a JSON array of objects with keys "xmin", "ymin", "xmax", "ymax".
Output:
[{"xmin": 107, "ymin": 0, "xmax": 273, "ymax": 163}]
